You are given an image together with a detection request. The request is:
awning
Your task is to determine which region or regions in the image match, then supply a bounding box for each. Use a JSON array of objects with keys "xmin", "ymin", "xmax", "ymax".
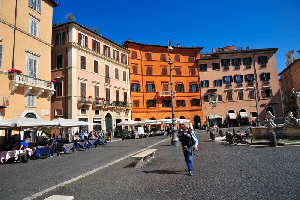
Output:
[
  {"xmin": 208, "ymin": 115, "xmax": 222, "ymax": 119},
  {"xmin": 240, "ymin": 112, "xmax": 248, "ymax": 118},
  {"xmin": 228, "ymin": 113, "xmax": 237, "ymax": 119}
]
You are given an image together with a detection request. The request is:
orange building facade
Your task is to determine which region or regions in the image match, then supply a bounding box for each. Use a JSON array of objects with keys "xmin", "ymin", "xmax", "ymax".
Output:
[
  {"xmin": 123, "ymin": 41, "xmax": 203, "ymax": 129},
  {"xmin": 198, "ymin": 46, "xmax": 284, "ymax": 127},
  {"xmin": 0, "ymin": 0, "xmax": 58, "ymax": 144}
]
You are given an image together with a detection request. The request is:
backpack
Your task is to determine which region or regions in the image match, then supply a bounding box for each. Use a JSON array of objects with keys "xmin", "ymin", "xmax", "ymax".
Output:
[{"xmin": 181, "ymin": 131, "xmax": 195, "ymax": 147}]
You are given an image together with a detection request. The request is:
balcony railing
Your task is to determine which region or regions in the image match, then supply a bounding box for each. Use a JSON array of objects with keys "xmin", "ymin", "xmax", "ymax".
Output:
[
  {"xmin": 92, "ymin": 99, "xmax": 132, "ymax": 109},
  {"xmin": 157, "ymin": 91, "xmax": 176, "ymax": 97},
  {"xmin": 8, "ymin": 73, "xmax": 55, "ymax": 100},
  {"xmin": 77, "ymin": 96, "xmax": 93, "ymax": 106},
  {"xmin": 247, "ymin": 82, "xmax": 254, "ymax": 87}
]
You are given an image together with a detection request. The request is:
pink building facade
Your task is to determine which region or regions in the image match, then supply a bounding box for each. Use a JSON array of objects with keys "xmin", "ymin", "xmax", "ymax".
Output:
[
  {"xmin": 198, "ymin": 46, "xmax": 283, "ymax": 127},
  {"xmin": 51, "ymin": 22, "xmax": 131, "ymax": 136}
]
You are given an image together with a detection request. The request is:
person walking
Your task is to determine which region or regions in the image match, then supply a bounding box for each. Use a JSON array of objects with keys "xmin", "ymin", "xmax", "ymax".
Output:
[{"xmin": 179, "ymin": 124, "xmax": 198, "ymax": 176}]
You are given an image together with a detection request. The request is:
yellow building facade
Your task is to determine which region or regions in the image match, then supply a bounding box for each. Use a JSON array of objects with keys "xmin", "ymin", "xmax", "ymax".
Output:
[{"xmin": 0, "ymin": 0, "xmax": 58, "ymax": 144}]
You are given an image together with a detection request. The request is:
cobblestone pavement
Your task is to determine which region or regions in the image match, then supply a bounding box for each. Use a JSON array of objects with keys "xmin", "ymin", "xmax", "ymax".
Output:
[{"xmin": 2, "ymin": 130, "xmax": 300, "ymax": 200}]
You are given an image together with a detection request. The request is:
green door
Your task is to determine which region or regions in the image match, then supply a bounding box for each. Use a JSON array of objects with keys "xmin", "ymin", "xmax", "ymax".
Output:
[{"xmin": 105, "ymin": 113, "xmax": 113, "ymax": 132}]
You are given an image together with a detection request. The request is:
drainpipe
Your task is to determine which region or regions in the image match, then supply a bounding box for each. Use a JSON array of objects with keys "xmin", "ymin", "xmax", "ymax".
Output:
[
  {"xmin": 64, "ymin": 24, "xmax": 69, "ymax": 119},
  {"xmin": 12, "ymin": 0, "xmax": 18, "ymax": 69}
]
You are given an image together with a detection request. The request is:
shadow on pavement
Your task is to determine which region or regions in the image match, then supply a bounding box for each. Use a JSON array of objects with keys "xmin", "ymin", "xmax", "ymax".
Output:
[{"xmin": 142, "ymin": 170, "xmax": 184, "ymax": 175}]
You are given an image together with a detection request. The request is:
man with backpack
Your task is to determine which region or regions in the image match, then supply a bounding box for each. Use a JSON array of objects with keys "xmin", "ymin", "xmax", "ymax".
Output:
[{"xmin": 179, "ymin": 124, "xmax": 198, "ymax": 176}]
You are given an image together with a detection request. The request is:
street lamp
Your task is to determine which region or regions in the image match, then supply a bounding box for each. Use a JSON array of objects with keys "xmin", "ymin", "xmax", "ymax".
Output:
[
  {"xmin": 168, "ymin": 38, "xmax": 179, "ymax": 145},
  {"xmin": 253, "ymin": 79, "xmax": 260, "ymax": 127}
]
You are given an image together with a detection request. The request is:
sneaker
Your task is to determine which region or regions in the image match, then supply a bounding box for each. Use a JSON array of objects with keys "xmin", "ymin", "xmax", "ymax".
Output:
[{"xmin": 188, "ymin": 172, "xmax": 193, "ymax": 176}]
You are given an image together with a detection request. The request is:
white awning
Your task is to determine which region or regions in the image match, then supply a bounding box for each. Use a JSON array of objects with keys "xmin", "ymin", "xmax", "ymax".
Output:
[
  {"xmin": 208, "ymin": 115, "xmax": 222, "ymax": 119},
  {"xmin": 228, "ymin": 113, "xmax": 237, "ymax": 119},
  {"xmin": 240, "ymin": 112, "xmax": 248, "ymax": 118}
]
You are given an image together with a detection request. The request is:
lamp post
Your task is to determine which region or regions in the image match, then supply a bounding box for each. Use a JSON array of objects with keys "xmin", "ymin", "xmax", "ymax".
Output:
[
  {"xmin": 253, "ymin": 79, "xmax": 260, "ymax": 127},
  {"xmin": 168, "ymin": 38, "xmax": 179, "ymax": 145}
]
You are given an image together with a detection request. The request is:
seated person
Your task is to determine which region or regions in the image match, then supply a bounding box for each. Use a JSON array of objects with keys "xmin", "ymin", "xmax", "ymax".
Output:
[
  {"xmin": 45, "ymin": 137, "xmax": 58, "ymax": 157},
  {"xmin": 12, "ymin": 140, "xmax": 28, "ymax": 151}
]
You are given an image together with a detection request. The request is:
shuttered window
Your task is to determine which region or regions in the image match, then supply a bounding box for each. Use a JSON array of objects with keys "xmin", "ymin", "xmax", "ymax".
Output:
[
  {"xmin": 94, "ymin": 60, "xmax": 98, "ymax": 73},
  {"xmin": 116, "ymin": 90, "xmax": 119, "ymax": 101},
  {"xmin": 27, "ymin": 94, "xmax": 36, "ymax": 107},
  {"xmin": 132, "ymin": 51, "xmax": 137, "ymax": 59},
  {"xmin": 80, "ymin": 82, "xmax": 86, "ymax": 96},
  {"xmin": 80, "ymin": 56, "xmax": 86, "ymax": 70},
  {"xmin": 94, "ymin": 85, "xmax": 100, "ymax": 97},
  {"xmin": 146, "ymin": 53, "xmax": 152, "ymax": 60},
  {"xmin": 146, "ymin": 67, "xmax": 152, "ymax": 75},
  {"xmin": 123, "ymin": 71, "xmax": 126, "ymax": 81},
  {"xmin": 132, "ymin": 66, "xmax": 138, "ymax": 74},
  {"xmin": 162, "ymin": 68, "xmax": 167, "ymax": 75},
  {"xmin": 115, "ymin": 68, "xmax": 119, "ymax": 79}
]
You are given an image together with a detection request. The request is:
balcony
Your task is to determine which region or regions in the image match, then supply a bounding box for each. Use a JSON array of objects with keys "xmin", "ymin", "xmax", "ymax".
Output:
[
  {"xmin": 77, "ymin": 96, "xmax": 93, "ymax": 107},
  {"xmin": 235, "ymin": 83, "xmax": 243, "ymax": 88},
  {"xmin": 103, "ymin": 100, "xmax": 131, "ymax": 109},
  {"xmin": 105, "ymin": 76, "xmax": 110, "ymax": 83},
  {"xmin": 0, "ymin": 95, "xmax": 10, "ymax": 108},
  {"xmin": 8, "ymin": 73, "xmax": 55, "ymax": 100},
  {"xmin": 93, "ymin": 98, "xmax": 105, "ymax": 108},
  {"xmin": 157, "ymin": 91, "xmax": 176, "ymax": 97},
  {"xmin": 263, "ymin": 81, "xmax": 270, "ymax": 86},
  {"xmin": 225, "ymin": 83, "xmax": 232, "ymax": 88},
  {"xmin": 247, "ymin": 82, "xmax": 254, "ymax": 87}
]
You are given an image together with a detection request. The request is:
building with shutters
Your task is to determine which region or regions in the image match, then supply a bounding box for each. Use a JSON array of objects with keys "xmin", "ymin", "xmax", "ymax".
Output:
[
  {"xmin": 198, "ymin": 45, "xmax": 284, "ymax": 127},
  {"xmin": 0, "ymin": 0, "xmax": 58, "ymax": 145},
  {"xmin": 51, "ymin": 21, "xmax": 131, "ymax": 135},
  {"xmin": 123, "ymin": 40, "xmax": 203, "ymax": 129}
]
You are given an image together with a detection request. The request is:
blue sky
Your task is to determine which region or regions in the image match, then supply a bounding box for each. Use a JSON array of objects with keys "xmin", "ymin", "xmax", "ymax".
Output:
[{"xmin": 53, "ymin": 0, "xmax": 300, "ymax": 74}]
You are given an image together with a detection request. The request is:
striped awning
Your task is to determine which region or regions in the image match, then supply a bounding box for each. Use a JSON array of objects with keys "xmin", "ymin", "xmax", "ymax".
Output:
[
  {"xmin": 240, "ymin": 112, "xmax": 248, "ymax": 118},
  {"xmin": 228, "ymin": 113, "xmax": 237, "ymax": 119}
]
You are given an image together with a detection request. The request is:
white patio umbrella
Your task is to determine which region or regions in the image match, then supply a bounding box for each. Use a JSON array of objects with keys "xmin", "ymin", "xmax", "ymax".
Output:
[
  {"xmin": 0, "ymin": 119, "xmax": 12, "ymax": 128},
  {"xmin": 117, "ymin": 120, "xmax": 138, "ymax": 126},
  {"xmin": 136, "ymin": 120, "xmax": 158, "ymax": 125},
  {"xmin": 7, "ymin": 117, "xmax": 58, "ymax": 128},
  {"xmin": 51, "ymin": 118, "xmax": 88, "ymax": 128}
]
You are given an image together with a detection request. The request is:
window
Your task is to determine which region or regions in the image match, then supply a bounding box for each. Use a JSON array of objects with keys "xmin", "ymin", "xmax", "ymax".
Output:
[
  {"xmin": 218, "ymin": 94, "xmax": 222, "ymax": 101},
  {"xmin": 26, "ymin": 55, "xmax": 38, "ymax": 77},
  {"xmin": 105, "ymin": 64, "xmax": 109, "ymax": 77},
  {"xmin": 162, "ymin": 84, "xmax": 168, "ymax": 91},
  {"xmin": 147, "ymin": 100, "xmax": 156, "ymax": 107},
  {"xmin": 162, "ymin": 100, "xmax": 171, "ymax": 107},
  {"xmin": 248, "ymin": 90, "xmax": 255, "ymax": 99},
  {"xmin": 203, "ymin": 95, "xmax": 209, "ymax": 102},
  {"xmin": 55, "ymin": 109, "xmax": 63, "ymax": 116},
  {"xmin": 94, "ymin": 110, "xmax": 100, "ymax": 115},
  {"xmin": 103, "ymin": 45, "xmax": 110, "ymax": 57},
  {"xmin": 94, "ymin": 60, "xmax": 98, "ymax": 73},
  {"xmin": 80, "ymin": 56, "xmax": 86, "ymax": 70},
  {"xmin": 121, "ymin": 53, "xmax": 127, "ymax": 64},
  {"xmin": 132, "ymin": 66, "xmax": 138, "ymax": 74},
  {"xmin": 146, "ymin": 53, "xmax": 152, "ymax": 60},
  {"xmin": 214, "ymin": 79, "xmax": 222, "ymax": 87},
  {"xmin": 162, "ymin": 68, "xmax": 167, "ymax": 75},
  {"xmin": 146, "ymin": 67, "xmax": 152, "ymax": 75},
  {"xmin": 232, "ymin": 58, "xmax": 241, "ymax": 69},
  {"xmin": 146, "ymin": 84, "xmax": 155, "ymax": 92},
  {"xmin": 258, "ymin": 56, "xmax": 268, "ymax": 67},
  {"xmin": 94, "ymin": 85, "xmax": 100, "ymax": 97},
  {"xmin": 27, "ymin": 94, "xmax": 36, "ymax": 107},
  {"xmin": 80, "ymin": 82, "xmax": 86, "ymax": 96},
  {"xmin": 260, "ymin": 73, "xmax": 270, "ymax": 81},
  {"xmin": 54, "ymin": 82, "xmax": 62, "ymax": 96},
  {"xmin": 190, "ymin": 68, "xmax": 196, "ymax": 76},
  {"xmin": 134, "ymin": 100, "xmax": 139, "ymax": 107},
  {"xmin": 245, "ymin": 74, "xmax": 254, "ymax": 85},
  {"xmin": 56, "ymin": 54, "xmax": 63, "ymax": 69},
  {"xmin": 175, "ymin": 68, "xmax": 181, "ymax": 75},
  {"xmin": 234, "ymin": 75, "xmax": 243, "ymax": 87},
  {"xmin": 243, "ymin": 57, "xmax": 252, "ymax": 69},
  {"xmin": 176, "ymin": 100, "xmax": 186, "ymax": 107},
  {"xmin": 226, "ymin": 91, "xmax": 233, "ymax": 101},
  {"xmin": 78, "ymin": 33, "xmax": 87, "ymax": 47},
  {"xmin": 113, "ymin": 50, "xmax": 119, "ymax": 61},
  {"xmin": 55, "ymin": 32, "xmax": 65, "ymax": 46},
  {"xmin": 199, "ymin": 64, "xmax": 207, "ymax": 71},
  {"xmin": 188, "ymin": 56, "xmax": 194, "ymax": 62},
  {"xmin": 160, "ymin": 54, "xmax": 166, "ymax": 61},
  {"xmin": 131, "ymin": 83, "xmax": 140, "ymax": 92},
  {"xmin": 251, "ymin": 112, "xmax": 258, "ymax": 118},
  {"xmin": 210, "ymin": 94, "xmax": 217, "ymax": 102},
  {"xmin": 0, "ymin": 45, "xmax": 2, "ymax": 68},
  {"xmin": 29, "ymin": 17, "xmax": 39, "ymax": 37},
  {"xmin": 176, "ymin": 83, "xmax": 184, "ymax": 92},
  {"xmin": 221, "ymin": 59, "xmax": 230, "ymax": 70},
  {"xmin": 28, "ymin": 0, "xmax": 41, "ymax": 13},
  {"xmin": 115, "ymin": 68, "xmax": 119, "ymax": 79},
  {"xmin": 132, "ymin": 51, "xmax": 137, "ymax": 59},
  {"xmin": 237, "ymin": 91, "xmax": 244, "ymax": 100},
  {"xmin": 123, "ymin": 71, "xmax": 126, "ymax": 81},
  {"xmin": 223, "ymin": 76, "xmax": 232, "ymax": 87},
  {"xmin": 92, "ymin": 40, "xmax": 100, "ymax": 53},
  {"xmin": 106, "ymin": 88, "xmax": 110, "ymax": 100},
  {"xmin": 212, "ymin": 63, "xmax": 220, "ymax": 70},
  {"xmin": 80, "ymin": 109, "xmax": 87, "ymax": 115},
  {"xmin": 263, "ymin": 89, "xmax": 272, "ymax": 98},
  {"xmin": 124, "ymin": 92, "xmax": 127, "ymax": 102},
  {"xmin": 175, "ymin": 55, "xmax": 180, "ymax": 62},
  {"xmin": 116, "ymin": 90, "xmax": 119, "ymax": 101},
  {"xmin": 191, "ymin": 99, "xmax": 200, "ymax": 106},
  {"xmin": 201, "ymin": 80, "xmax": 209, "ymax": 88},
  {"xmin": 190, "ymin": 84, "xmax": 199, "ymax": 92}
]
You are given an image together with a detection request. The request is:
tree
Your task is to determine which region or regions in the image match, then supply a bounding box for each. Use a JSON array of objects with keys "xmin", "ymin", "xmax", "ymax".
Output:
[{"xmin": 65, "ymin": 13, "xmax": 76, "ymax": 22}]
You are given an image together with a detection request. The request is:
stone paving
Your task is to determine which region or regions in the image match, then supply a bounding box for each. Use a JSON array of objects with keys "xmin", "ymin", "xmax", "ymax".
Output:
[{"xmin": 30, "ymin": 130, "xmax": 300, "ymax": 200}]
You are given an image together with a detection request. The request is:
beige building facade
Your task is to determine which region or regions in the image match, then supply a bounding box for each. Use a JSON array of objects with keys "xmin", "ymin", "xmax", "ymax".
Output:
[
  {"xmin": 51, "ymin": 22, "xmax": 131, "ymax": 136},
  {"xmin": 0, "ymin": 0, "xmax": 58, "ymax": 144},
  {"xmin": 198, "ymin": 46, "xmax": 284, "ymax": 127}
]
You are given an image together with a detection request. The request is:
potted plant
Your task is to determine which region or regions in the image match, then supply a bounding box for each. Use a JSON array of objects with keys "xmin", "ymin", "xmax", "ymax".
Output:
[{"xmin": 8, "ymin": 69, "xmax": 22, "ymax": 74}]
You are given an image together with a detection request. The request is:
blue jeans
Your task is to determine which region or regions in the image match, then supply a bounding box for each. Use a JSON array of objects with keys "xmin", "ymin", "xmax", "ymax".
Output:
[{"xmin": 183, "ymin": 147, "xmax": 194, "ymax": 172}]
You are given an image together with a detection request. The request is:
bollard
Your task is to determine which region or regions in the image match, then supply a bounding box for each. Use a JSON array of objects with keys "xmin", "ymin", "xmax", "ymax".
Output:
[
  {"xmin": 228, "ymin": 132, "xmax": 234, "ymax": 144},
  {"xmin": 210, "ymin": 130, "xmax": 215, "ymax": 141},
  {"xmin": 269, "ymin": 132, "xmax": 277, "ymax": 147},
  {"xmin": 219, "ymin": 129, "xmax": 223, "ymax": 137},
  {"xmin": 226, "ymin": 131, "xmax": 229, "ymax": 142}
]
